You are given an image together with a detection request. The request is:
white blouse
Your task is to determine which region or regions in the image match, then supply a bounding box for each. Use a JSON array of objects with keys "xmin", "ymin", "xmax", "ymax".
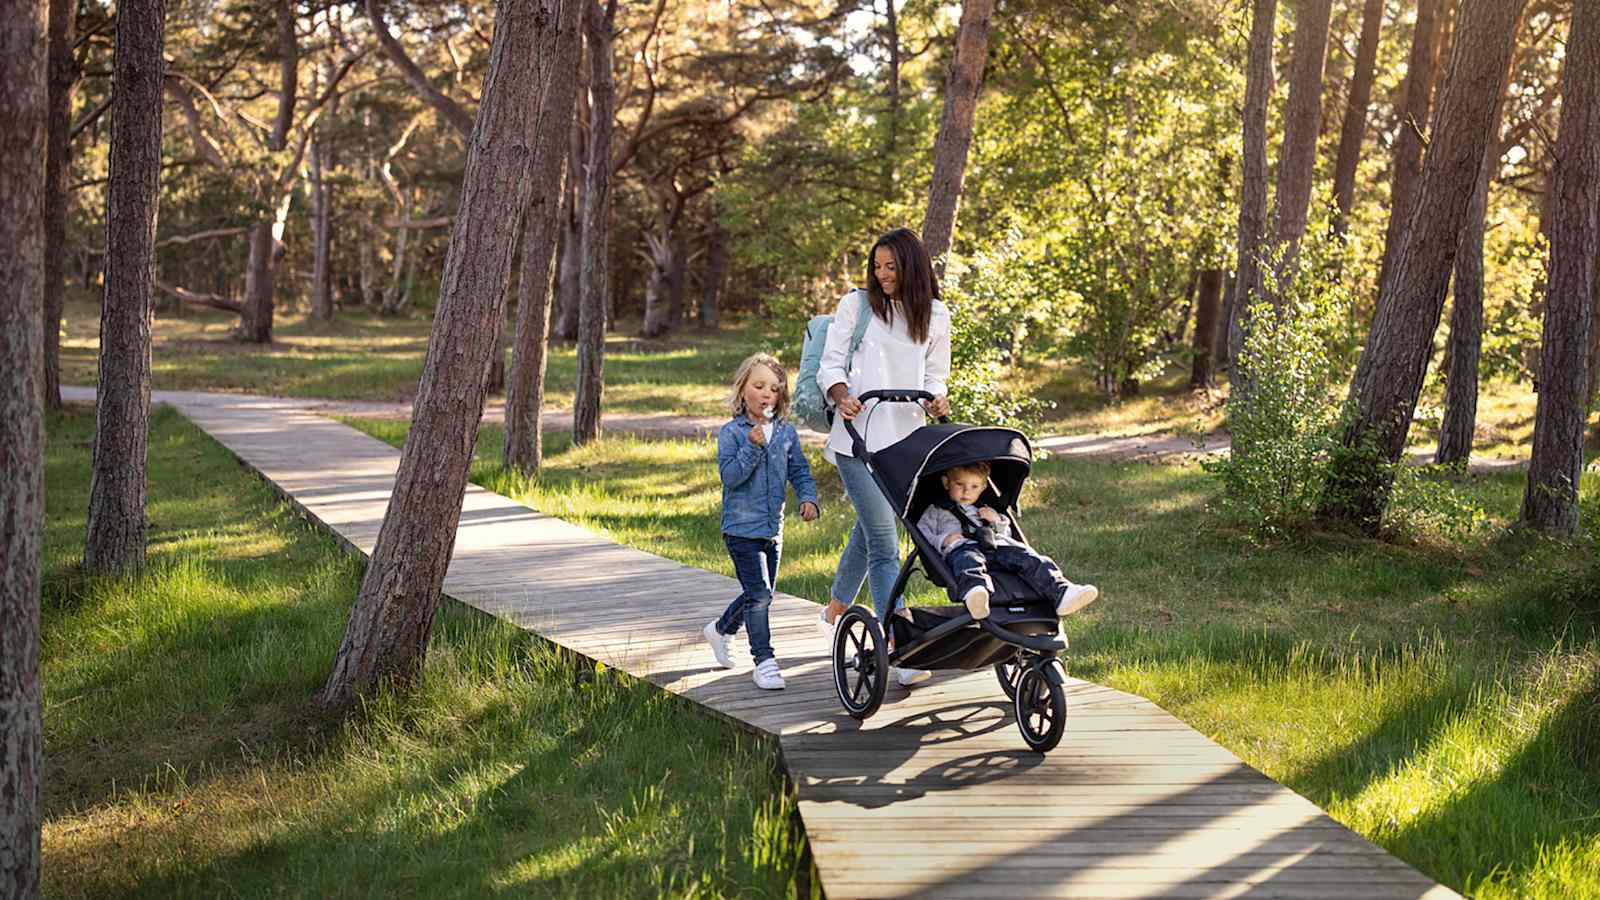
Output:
[{"xmin": 816, "ymin": 292, "xmax": 951, "ymax": 458}]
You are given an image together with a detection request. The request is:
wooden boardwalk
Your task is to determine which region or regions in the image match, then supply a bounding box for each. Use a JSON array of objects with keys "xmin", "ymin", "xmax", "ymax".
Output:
[{"xmin": 111, "ymin": 389, "xmax": 1457, "ymax": 899}]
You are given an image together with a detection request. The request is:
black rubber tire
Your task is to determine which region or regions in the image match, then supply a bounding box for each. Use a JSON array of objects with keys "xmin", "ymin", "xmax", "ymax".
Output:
[
  {"xmin": 832, "ymin": 607, "xmax": 889, "ymax": 720},
  {"xmin": 994, "ymin": 658, "xmax": 1021, "ymax": 701},
  {"xmin": 1014, "ymin": 663, "xmax": 1067, "ymax": 752}
]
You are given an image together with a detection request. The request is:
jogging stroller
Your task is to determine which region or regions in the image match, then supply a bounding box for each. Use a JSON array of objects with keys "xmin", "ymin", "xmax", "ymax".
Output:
[{"xmin": 829, "ymin": 390, "xmax": 1070, "ymax": 752}]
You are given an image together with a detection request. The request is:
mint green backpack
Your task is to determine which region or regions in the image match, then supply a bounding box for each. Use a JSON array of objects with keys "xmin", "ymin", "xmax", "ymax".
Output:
[{"xmin": 792, "ymin": 289, "xmax": 873, "ymax": 433}]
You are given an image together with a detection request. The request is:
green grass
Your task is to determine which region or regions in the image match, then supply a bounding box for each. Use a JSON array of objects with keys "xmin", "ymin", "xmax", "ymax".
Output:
[
  {"xmin": 41, "ymin": 404, "xmax": 807, "ymax": 898},
  {"xmin": 58, "ymin": 297, "xmax": 776, "ymax": 415},
  {"xmin": 346, "ymin": 416, "xmax": 1600, "ymax": 897}
]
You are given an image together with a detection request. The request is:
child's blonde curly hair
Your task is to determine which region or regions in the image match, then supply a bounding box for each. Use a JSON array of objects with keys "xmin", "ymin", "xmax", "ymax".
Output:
[{"xmin": 727, "ymin": 352, "xmax": 791, "ymax": 419}]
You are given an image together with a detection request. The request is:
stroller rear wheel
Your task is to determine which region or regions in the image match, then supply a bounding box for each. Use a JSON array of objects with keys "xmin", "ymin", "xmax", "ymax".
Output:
[
  {"xmin": 832, "ymin": 607, "xmax": 889, "ymax": 719},
  {"xmin": 1014, "ymin": 661, "xmax": 1067, "ymax": 752}
]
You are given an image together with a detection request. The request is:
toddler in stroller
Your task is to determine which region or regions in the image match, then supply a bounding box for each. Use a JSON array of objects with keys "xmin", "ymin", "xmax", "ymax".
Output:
[
  {"xmin": 827, "ymin": 390, "xmax": 1099, "ymax": 752},
  {"xmin": 915, "ymin": 460, "xmax": 1098, "ymax": 622}
]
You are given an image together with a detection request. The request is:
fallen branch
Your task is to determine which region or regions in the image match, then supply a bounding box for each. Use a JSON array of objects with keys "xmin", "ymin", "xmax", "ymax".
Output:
[
  {"xmin": 382, "ymin": 215, "xmax": 451, "ymax": 229},
  {"xmin": 157, "ymin": 281, "xmax": 243, "ymax": 313},
  {"xmin": 157, "ymin": 225, "xmax": 249, "ymax": 247}
]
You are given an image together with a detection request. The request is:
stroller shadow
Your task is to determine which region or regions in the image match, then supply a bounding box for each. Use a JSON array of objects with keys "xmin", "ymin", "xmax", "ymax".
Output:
[{"xmin": 782, "ymin": 695, "xmax": 1045, "ymax": 809}]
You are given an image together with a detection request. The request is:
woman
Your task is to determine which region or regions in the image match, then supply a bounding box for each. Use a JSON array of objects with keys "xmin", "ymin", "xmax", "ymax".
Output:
[{"xmin": 816, "ymin": 227, "xmax": 951, "ymax": 687}]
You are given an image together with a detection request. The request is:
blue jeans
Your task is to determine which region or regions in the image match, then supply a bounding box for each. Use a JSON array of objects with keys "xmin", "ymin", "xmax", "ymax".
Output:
[
  {"xmin": 831, "ymin": 453, "xmax": 901, "ymax": 621},
  {"xmin": 716, "ymin": 534, "xmax": 781, "ymax": 664}
]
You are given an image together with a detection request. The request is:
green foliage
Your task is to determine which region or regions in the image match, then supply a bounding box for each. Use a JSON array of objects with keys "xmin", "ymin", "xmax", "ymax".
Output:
[
  {"xmin": 1206, "ymin": 241, "xmax": 1354, "ymax": 535},
  {"xmin": 940, "ymin": 238, "xmax": 1051, "ymax": 429}
]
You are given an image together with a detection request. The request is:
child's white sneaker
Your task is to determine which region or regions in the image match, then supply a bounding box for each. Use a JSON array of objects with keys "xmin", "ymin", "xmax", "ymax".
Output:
[
  {"xmin": 703, "ymin": 621, "xmax": 735, "ymax": 669},
  {"xmin": 891, "ymin": 666, "xmax": 932, "ymax": 687},
  {"xmin": 963, "ymin": 586, "xmax": 991, "ymax": 620},
  {"xmin": 753, "ymin": 658, "xmax": 786, "ymax": 690},
  {"xmin": 1057, "ymin": 583, "xmax": 1099, "ymax": 616}
]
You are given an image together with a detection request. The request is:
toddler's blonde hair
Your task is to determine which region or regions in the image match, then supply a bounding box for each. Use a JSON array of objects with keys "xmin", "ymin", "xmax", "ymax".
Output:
[
  {"xmin": 727, "ymin": 353, "xmax": 791, "ymax": 419},
  {"xmin": 942, "ymin": 461, "xmax": 992, "ymax": 483}
]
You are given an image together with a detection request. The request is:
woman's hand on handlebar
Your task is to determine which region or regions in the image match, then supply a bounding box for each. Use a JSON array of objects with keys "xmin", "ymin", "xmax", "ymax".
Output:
[
  {"xmin": 924, "ymin": 394, "xmax": 950, "ymax": 418},
  {"xmin": 827, "ymin": 383, "xmax": 864, "ymax": 420}
]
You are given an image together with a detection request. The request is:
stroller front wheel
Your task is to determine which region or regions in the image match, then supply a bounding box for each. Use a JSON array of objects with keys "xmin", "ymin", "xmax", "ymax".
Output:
[
  {"xmin": 994, "ymin": 656, "xmax": 1022, "ymax": 701},
  {"xmin": 1014, "ymin": 661, "xmax": 1067, "ymax": 752},
  {"xmin": 832, "ymin": 607, "xmax": 889, "ymax": 720}
]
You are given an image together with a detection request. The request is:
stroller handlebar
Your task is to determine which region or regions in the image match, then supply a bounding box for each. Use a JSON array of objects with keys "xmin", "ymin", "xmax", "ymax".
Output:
[{"xmin": 840, "ymin": 389, "xmax": 951, "ymax": 459}]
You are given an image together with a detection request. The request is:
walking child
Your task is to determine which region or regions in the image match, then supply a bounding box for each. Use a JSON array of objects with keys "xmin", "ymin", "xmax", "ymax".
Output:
[{"xmin": 703, "ymin": 353, "xmax": 820, "ymax": 690}]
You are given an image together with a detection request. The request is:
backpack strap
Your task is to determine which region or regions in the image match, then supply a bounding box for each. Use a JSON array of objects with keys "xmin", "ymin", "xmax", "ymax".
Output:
[{"xmin": 846, "ymin": 289, "xmax": 872, "ymax": 359}]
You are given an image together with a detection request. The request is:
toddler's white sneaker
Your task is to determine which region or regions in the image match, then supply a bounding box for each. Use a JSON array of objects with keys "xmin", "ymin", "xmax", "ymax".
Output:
[
  {"xmin": 963, "ymin": 586, "xmax": 991, "ymax": 620},
  {"xmin": 1057, "ymin": 583, "xmax": 1099, "ymax": 617}
]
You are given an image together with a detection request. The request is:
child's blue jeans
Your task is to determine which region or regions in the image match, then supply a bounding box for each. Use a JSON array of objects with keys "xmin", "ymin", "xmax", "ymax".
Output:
[{"xmin": 716, "ymin": 534, "xmax": 781, "ymax": 664}]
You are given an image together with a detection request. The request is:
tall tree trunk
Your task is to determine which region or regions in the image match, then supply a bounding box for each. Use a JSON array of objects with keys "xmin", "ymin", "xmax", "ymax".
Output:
[
  {"xmin": 1271, "ymin": 0, "xmax": 1333, "ymax": 263},
  {"xmin": 920, "ymin": 0, "xmax": 995, "ymax": 266},
  {"xmin": 320, "ymin": 0, "xmax": 550, "ymax": 707},
  {"xmin": 1224, "ymin": 0, "xmax": 1278, "ymax": 375},
  {"xmin": 85, "ymin": 1, "xmax": 164, "ymax": 576},
  {"xmin": 1436, "ymin": 156, "xmax": 1490, "ymax": 465},
  {"xmin": 667, "ymin": 232, "xmax": 687, "ymax": 327},
  {"xmin": 0, "ymin": 4, "xmax": 48, "ymax": 894},
  {"xmin": 1522, "ymin": 2, "xmax": 1600, "ymax": 535},
  {"xmin": 1190, "ymin": 268, "xmax": 1224, "ymax": 388},
  {"xmin": 504, "ymin": 0, "xmax": 583, "ymax": 473},
  {"xmin": 640, "ymin": 230, "xmax": 675, "ymax": 337},
  {"xmin": 1374, "ymin": 0, "xmax": 1445, "ymax": 298},
  {"xmin": 882, "ymin": 0, "xmax": 901, "ymax": 188},
  {"xmin": 238, "ymin": 0, "xmax": 298, "ymax": 343},
  {"xmin": 574, "ymin": 0, "xmax": 616, "ymax": 447},
  {"xmin": 42, "ymin": 0, "xmax": 77, "ymax": 410},
  {"xmin": 1437, "ymin": 39, "xmax": 1520, "ymax": 465},
  {"xmin": 552, "ymin": 66, "xmax": 585, "ymax": 342},
  {"xmin": 1331, "ymin": 0, "xmax": 1383, "ymax": 240},
  {"xmin": 309, "ymin": 133, "xmax": 334, "ymax": 321},
  {"xmin": 1323, "ymin": 0, "xmax": 1527, "ymax": 531},
  {"xmin": 700, "ymin": 216, "xmax": 724, "ymax": 330}
]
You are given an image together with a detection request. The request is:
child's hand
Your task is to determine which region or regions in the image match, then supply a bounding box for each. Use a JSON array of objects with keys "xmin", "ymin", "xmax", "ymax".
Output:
[
  {"xmin": 943, "ymin": 532, "xmax": 962, "ymax": 549},
  {"xmin": 977, "ymin": 507, "xmax": 1002, "ymax": 524},
  {"xmin": 799, "ymin": 501, "xmax": 819, "ymax": 521},
  {"xmin": 749, "ymin": 424, "xmax": 767, "ymax": 446}
]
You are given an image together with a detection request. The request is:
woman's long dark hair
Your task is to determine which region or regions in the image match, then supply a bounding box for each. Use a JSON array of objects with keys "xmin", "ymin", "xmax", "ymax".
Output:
[{"xmin": 865, "ymin": 227, "xmax": 938, "ymax": 344}]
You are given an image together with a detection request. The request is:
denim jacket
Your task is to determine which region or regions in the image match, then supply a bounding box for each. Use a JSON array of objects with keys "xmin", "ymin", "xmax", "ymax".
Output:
[{"xmin": 718, "ymin": 415, "xmax": 819, "ymax": 539}]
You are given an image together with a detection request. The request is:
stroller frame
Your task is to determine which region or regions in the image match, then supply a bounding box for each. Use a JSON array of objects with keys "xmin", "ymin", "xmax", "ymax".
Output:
[{"xmin": 828, "ymin": 390, "xmax": 1071, "ymax": 752}]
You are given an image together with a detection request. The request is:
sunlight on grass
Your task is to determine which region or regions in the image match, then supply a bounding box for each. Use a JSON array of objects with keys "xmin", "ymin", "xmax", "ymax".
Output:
[{"xmin": 41, "ymin": 404, "xmax": 806, "ymax": 898}]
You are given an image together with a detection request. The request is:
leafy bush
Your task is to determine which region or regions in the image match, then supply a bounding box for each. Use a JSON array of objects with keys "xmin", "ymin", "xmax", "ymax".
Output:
[
  {"xmin": 941, "ymin": 244, "xmax": 1052, "ymax": 429},
  {"xmin": 1205, "ymin": 240, "xmax": 1353, "ymax": 535}
]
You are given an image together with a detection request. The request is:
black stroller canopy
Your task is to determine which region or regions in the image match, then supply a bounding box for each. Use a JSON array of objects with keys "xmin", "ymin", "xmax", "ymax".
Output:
[{"xmin": 869, "ymin": 423, "xmax": 1033, "ymax": 523}]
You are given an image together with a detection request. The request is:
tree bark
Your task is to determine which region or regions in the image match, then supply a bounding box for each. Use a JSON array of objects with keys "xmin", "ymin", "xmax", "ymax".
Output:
[
  {"xmin": 237, "ymin": 0, "xmax": 298, "ymax": 343},
  {"xmin": 1437, "ymin": 41, "xmax": 1519, "ymax": 465},
  {"xmin": 85, "ymin": 0, "xmax": 164, "ymax": 576},
  {"xmin": 42, "ymin": 0, "xmax": 77, "ymax": 411},
  {"xmin": 920, "ymin": 0, "xmax": 995, "ymax": 267},
  {"xmin": 1374, "ymin": 0, "xmax": 1445, "ymax": 298},
  {"xmin": 309, "ymin": 130, "xmax": 334, "ymax": 321},
  {"xmin": 667, "ymin": 232, "xmax": 688, "ymax": 328},
  {"xmin": 0, "ymin": 4, "xmax": 48, "ymax": 895},
  {"xmin": 1271, "ymin": 0, "xmax": 1333, "ymax": 261},
  {"xmin": 700, "ymin": 216, "xmax": 724, "ymax": 329},
  {"xmin": 504, "ymin": 0, "xmax": 583, "ymax": 473},
  {"xmin": 574, "ymin": 0, "xmax": 617, "ymax": 447},
  {"xmin": 1190, "ymin": 268, "xmax": 1224, "ymax": 388},
  {"xmin": 1522, "ymin": 1, "xmax": 1600, "ymax": 536},
  {"xmin": 640, "ymin": 229, "xmax": 676, "ymax": 337},
  {"xmin": 320, "ymin": 0, "xmax": 550, "ymax": 707},
  {"xmin": 1331, "ymin": 0, "xmax": 1383, "ymax": 240},
  {"xmin": 1324, "ymin": 0, "xmax": 1527, "ymax": 531},
  {"xmin": 1436, "ymin": 154, "xmax": 1489, "ymax": 465},
  {"xmin": 1224, "ymin": 0, "xmax": 1278, "ymax": 375},
  {"xmin": 552, "ymin": 62, "xmax": 586, "ymax": 342}
]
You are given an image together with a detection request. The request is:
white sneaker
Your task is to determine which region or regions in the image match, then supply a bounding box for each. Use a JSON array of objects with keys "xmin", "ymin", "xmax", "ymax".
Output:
[
  {"xmin": 1057, "ymin": 583, "xmax": 1099, "ymax": 616},
  {"xmin": 891, "ymin": 666, "xmax": 931, "ymax": 687},
  {"xmin": 963, "ymin": 586, "xmax": 991, "ymax": 620},
  {"xmin": 753, "ymin": 658, "xmax": 786, "ymax": 690},
  {"xmin": 703, "ymin": 621, "xmax": 735, "ymax": 669}
]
